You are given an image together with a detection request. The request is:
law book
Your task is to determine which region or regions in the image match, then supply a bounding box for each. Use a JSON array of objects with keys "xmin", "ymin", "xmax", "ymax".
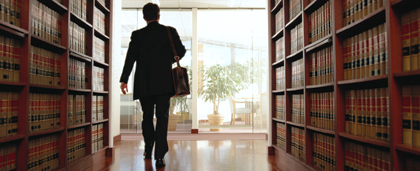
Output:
[
  {"xmin": 412, "ymin": 85, "xmax": 420, "ymax": 147},
  {"xmin": 67, "ymin": 94, "xmax": 73, "ymax": 125},
  {"xmin": 403, "ymin": 85, "xmax": 413, "ymax": 146},
  {"xmin": 410, "ymin": 10, "xmax": 419, "ymax": 71},
  {"xmin": 402, "ymin": 12, "xmax": 411, "ymax": 71}
]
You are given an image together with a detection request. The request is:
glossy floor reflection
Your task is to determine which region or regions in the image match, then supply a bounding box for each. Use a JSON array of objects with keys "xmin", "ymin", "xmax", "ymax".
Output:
[{"xmin": 95, "ymin": 140, "xmax": 282, "ymax": 171}]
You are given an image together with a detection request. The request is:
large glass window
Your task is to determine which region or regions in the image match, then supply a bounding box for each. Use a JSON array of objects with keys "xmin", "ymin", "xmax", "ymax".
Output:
[{"xmin": 197, "ymin": 9, "xmax": 268, "ymax": 133}]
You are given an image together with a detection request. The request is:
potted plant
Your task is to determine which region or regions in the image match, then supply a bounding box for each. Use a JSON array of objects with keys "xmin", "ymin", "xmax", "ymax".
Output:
[{"xmin": 198, "ymin": 64, "xmax": 249, "ymax": 131}]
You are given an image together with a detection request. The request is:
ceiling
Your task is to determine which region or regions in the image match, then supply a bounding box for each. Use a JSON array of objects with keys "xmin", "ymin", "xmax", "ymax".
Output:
[{"xmin": 122, "ymin": 0, "xmax": 267, "ymax": 9}]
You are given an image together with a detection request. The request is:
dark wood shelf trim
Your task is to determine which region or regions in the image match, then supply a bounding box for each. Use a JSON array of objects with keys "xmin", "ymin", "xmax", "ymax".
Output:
[
  {"xmin": 286, "ymin": 87, "xmax": 304, "ymax": 92},
  {"xmin": 285, "ymin": 12, "xmax": 302, "ymax": 29},
  {"xmin": 31, "ymin": 35, "xmax": 67, "ymax": 53},
  {"xmin": 272, "ymin": 29, "xmax": 284, "ymax": 40},
  {"xmin": 305, "ymin": 82, "xmax": 334, "ymax": 90},
  {"xmin": 305, "ymin": 35, "xmax": 332, "ymax": 53},
  {"xmin": 272, "ymin": 89, "xmax": 285, "ymax": 94},
  {"xmin": 286, "ymin": 49, "xmax": 303, "ymax": 61},
  {"xmin": 272, "ymin": 144, "xmax": 286, "ymax": 153},
  {"xmin": 271, "ymin": 0, "xmax": 283, "ymax": 13},
  {"xmin": 306, "ymin": 126, "xmax": 335, "ymax": 135},
  {"xmin": 0, "ymin": 134, "xmax": 25, "ymax": 144},
  {"xmin": 94, "ymin": 29, "xmax": 109, "ymax": 40},
  {"xmin": 70, "ymin": 12, "xmax": 93, "ymax": 29},
  {"xmin": 66, "ymin": 154, "xmax": 91, "ymax": 168},
  {"xmin": 272, "ymin": 59, "xmax": 284, "ymax": 66},
  {"xmin": 273, "ymin": 118, "xmax": 286, "ymax": 123},
  {"xmin": 29, "ymin": 127, "xmax": 65, "ymax": 137},
  {"xmin": 0, "ymin": 21, "xmax": 28, "ymax": 38},
  {"xmin": 304, "ymin": 0, "xmax": 329, "ymax": 14},
  {"xmin": 0, "ymin": 81, "xmax": 26, "ymax": 87},
  {"xmin": 92, "ymin": 119, "xmax": 109, "ymax": 124},
  {"xmin": 337, "ymin": 75, "xmax": 388, "ymax": 86},
  {"xmin": 67, "ymin": 123, "xmax": 91, "ymax": 130},
  {"xmin": 70, "ymin": 51, "xmax": 93, "ymax": 62},
  {"xmin": 93, "ymin": 91, "xmax": 109, "ymax": 95},
  {"xmin": 394, "ymin": 70, "xmax": 420, "ymax": 78},
  {"xmin": 336, "ymin": 7, "xmax": 386, "ymax": 37},
  {"xmin": 38, "ymin": 0, "xmax": 68, "ymax": 14},
  {"xmin": 68, "ymin": 88, "xmax": 92, "ymax": 93},
  {"xmin": 95, "ymin": 0, "xmax": 111, "ymax": 13},
  {"xmin": 30, "ymin": 84, "xmax": 66, "ymax": 90},
  {"xmin": 285, "ymin": 152, "xmax": 315, "ymax": 171},
  {"xmin": 93, "ymin": 146, "xmax": 109, "ymax": 154},
  {"xmin": 395, "ymin": 144, "xmax": 420, "ymax": 156},
  {"xmin": 391, "ymin": 0, "xmax": 420, "ymax": 12},
  {"xmin": 286, "ymin": 121, "xmax": 305, "ymax": 128},
  {"xmin": 338, "ymin": 132, "xmax": 390, "ymax": 148},
  {"xmin": 94, "ymin": 60, "xmax": 109, "ymax": 67}
]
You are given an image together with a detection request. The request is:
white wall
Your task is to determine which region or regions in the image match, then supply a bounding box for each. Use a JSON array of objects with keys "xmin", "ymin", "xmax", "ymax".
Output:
[{"xmin": 109, "ymin": 0, "xmax": 122, "ymax": 147}]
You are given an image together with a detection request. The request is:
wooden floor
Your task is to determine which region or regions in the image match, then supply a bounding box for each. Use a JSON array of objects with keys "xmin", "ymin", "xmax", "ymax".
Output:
[{"xmin": 85, "ymin": 139, "xmax": 283, "ymax": 171}]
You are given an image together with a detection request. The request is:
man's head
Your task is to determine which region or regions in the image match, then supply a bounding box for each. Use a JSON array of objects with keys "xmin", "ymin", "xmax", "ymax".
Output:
[{"xmin": 143, "ymin": 3, "xmax": 160, "ymax": 22}]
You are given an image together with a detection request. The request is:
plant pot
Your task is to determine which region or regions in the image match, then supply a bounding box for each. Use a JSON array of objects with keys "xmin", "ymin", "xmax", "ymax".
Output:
[
  {"xmin": 207, "ymin": 114, "xmax": 225, "ymax": 131},
  {"xmin": 168, "ymin": 114, "xmax": 180, "ymax": 131}
]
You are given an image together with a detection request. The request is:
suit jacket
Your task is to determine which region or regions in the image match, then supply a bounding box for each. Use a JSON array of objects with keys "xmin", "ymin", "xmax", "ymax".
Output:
[{"xmin": 119, "ymin": 21, "xmax": 186, "ymax": 99}]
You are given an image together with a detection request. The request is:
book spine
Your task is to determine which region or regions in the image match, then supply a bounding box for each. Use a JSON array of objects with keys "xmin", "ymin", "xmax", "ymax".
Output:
[
  {"xmin": 403, "ymin": 85, "xmax": 413, "ymax": 146},
  {"xmin": 402, "ymin": 12, "xmax": 411, "ymax": 71}
]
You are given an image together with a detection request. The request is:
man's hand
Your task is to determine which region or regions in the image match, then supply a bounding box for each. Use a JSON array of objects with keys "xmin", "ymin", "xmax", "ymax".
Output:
[{"xmin": 120, "ymin": 82, "xmax": 128, "ymax": 94}]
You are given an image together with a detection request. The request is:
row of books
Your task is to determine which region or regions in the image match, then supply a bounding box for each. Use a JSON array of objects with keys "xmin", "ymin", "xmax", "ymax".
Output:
[
  {"xmin": 402, "ymin": 85, "xmax": 420, "ymax": 148},
  {"xmin": 345, "ymin": 88, "xmax": 390, "ymax": 142},
  {"xmin": 275, "ymin": 66, "xmax": 285, "ymax": 90},
  {"xmin": 344, "ymin": 141, "xmax": 390, "ymax": 171},
  {"xmin": 0, "ymin": 35, "xmax": 20, "ymax": 82},
  {"xmin": 30, "ymin": 46, "xmax": 61, "ymax": 86},
  {"xmin": 309, "ymin": 46, "xmax": 333, "ymax": 85},
  {"xmin": 292, "ymin": 94, "xmax": 304, "ymax": 124},
  {"xmin": 28, "ymin": 134, "xmax": 60, "ymax": 171},
  {"xmin": 31, "ymin": 0, "xmax": 63, "ymax": 45},
  {"xmin": 67, "ymin": 128, "xmax": 86, "ymax": 164},
  {"xmin": 343, "ymin": 23, "xmax": 387, "ymax": 80},
  {"xmin": 289, "ymin": 0, "xmax": 302, "ymax": 21},
  {"xmin": 94, "ymin": 37, "xmax": 106, "ymax": 63},
  {"xmin": 69, "ymin": 58, "xmax": 88, "ymax": 89},
  {"xmin": 313, "ymin": 133, "xmax": 336, "ymax": 171},
  {"xmin": 291, "ymin": 126, "xmax": 305, "ymax": 162},
  {"xmin": 275, "ymin": 37, "xmax": 285, "ymax": 62},
  {"xmin": 291, "ymin": 58, "xmax": 304, "ymax": 88},
  {"xmin": 343, "ymin": 0, "xmax": 384, "ymax": 27},
  {"xmin": 275, "ymin": 95, "xmax": 285, "ymax": 120},
  {"xmin": 308, "ymin": 0, "xmax": 332, "ymax": 44},
  {"xmin": 290, "ymin": 22, "xmax": 304, "ymax": 54},
  {"xmin": 67, "ymin": 94, "xmax": 86, "ymax": 126},
  {"xmin": 276, "ymin": 122, "xmax": 286, "ymax": 150},
  {"xmin": 402, "ymin": 8, "xmax": 420, "ymax": 72},
  {"xmin": 92, "ymin": 123, "xmax": 104, "ymax": 153},
  {"xmin": 0, "ymin": 144, "xmax": 16, "ymax": 171},
  {"xmin": 70, "ymin": 0, "xmax": 87, "ymax": 21},
  {"xmin": 311, "ymin": 92, "xmax": 335, "ymax": 131},
  {"xmin": 70, "ymin": 22, "xmax": 87, "ymax": 55},
  {"xmin": 29, "ymin": 93, "xmax": 61, "ymax": 133},
  {"xmin": 94, "ymin": 7, "xmax": 106, "ymax": 34},
  {"xmin": 275, "ymin": 8, "xmax": 284, "ymax": 33},
  {"xmin": 0, "ymin": 0, "xmax": 21, "ymax": 27},
  {"xmin": 92, "ymin": 95, "xmax": 105, "ymax": 122},
  {"xmin": 406, "ymin": 156, "xmax": 420, "ymax": 171},
  {"xmin": 0, "ymin": 92, "xmax": 18, "ymax": 138},
  {"xmin": 93, "ymin": 66, "xmax": 105, "ymax": 91}
]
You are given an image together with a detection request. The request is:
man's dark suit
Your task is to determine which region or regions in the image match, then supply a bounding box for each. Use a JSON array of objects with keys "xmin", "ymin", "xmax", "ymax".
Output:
[{"xmin": 119, "ymin": 21, "xmax": 186, "ymax": 159}]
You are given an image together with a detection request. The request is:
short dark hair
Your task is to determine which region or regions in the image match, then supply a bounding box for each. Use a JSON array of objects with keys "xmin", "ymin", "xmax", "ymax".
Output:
[{"xmin": 143, "ymin": 3, "xmax": 160, "ymax": 21}]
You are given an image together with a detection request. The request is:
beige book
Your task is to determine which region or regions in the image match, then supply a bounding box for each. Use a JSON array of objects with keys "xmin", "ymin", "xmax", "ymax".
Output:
[
  {"xmin": 13, "ymin": 39, "xmax": 19, "ymax": 82},
  {"xmin": 359, "ymin": 33, "xmax": 365, "ymax": 79},
  {"xmin": 368, "ymin": 28, "xmax": 374, "ymax": 76},
  {"xmin": 373, "ymin": 26, "xmax": 379, "ymax": 76},
  {"xmin": 412, "ymin": 85, "xmax": 420, "ymax": 147},
  {"xmin": 402, "ymin": 12, "xmax": 411, "ymax": 71},
  {"xmin": 403, "ymin": 85, "xmax": 413, "ymax": 146},
  {"xmin": 0, "ymin": 35, "xmax": 3, "ymax": 82}
]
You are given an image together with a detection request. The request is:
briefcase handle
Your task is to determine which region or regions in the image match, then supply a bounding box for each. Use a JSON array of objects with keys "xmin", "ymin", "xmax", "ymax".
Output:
[{"xmin": 166, "ymin": 27, "xmax": 182, "ymax": 76}]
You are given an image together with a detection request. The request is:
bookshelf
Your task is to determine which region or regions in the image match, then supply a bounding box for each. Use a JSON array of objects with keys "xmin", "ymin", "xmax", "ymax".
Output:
[
  {"xmin": 0, "ymin": 0, "xmax": 113, "ymax": 170},
  {"xmin": 268, "ymin": 0, "xmax": 420, "ymax": 170}
]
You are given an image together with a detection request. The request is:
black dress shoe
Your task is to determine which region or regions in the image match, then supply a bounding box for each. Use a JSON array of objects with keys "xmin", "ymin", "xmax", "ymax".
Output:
[
  {"xmin": 155, "ymin": 158, "xmax": 166, "ymax": 167},
  {"xmin": 143, "ymin": 152, "xmax": 152, "ymax": 159}
]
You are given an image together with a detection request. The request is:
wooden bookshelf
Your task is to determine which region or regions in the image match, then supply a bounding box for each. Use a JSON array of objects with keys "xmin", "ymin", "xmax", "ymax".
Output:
[
  {"xmin": 268, "ymin": 0, "xmax": 414, "ymax": 170},
  {"xmin": 273, "ymin": 118, "xmax": 286, "ymax": 123},
  {"xmin": 0, "ymin": 0, "xmax": 113, "ymax": 170}
]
